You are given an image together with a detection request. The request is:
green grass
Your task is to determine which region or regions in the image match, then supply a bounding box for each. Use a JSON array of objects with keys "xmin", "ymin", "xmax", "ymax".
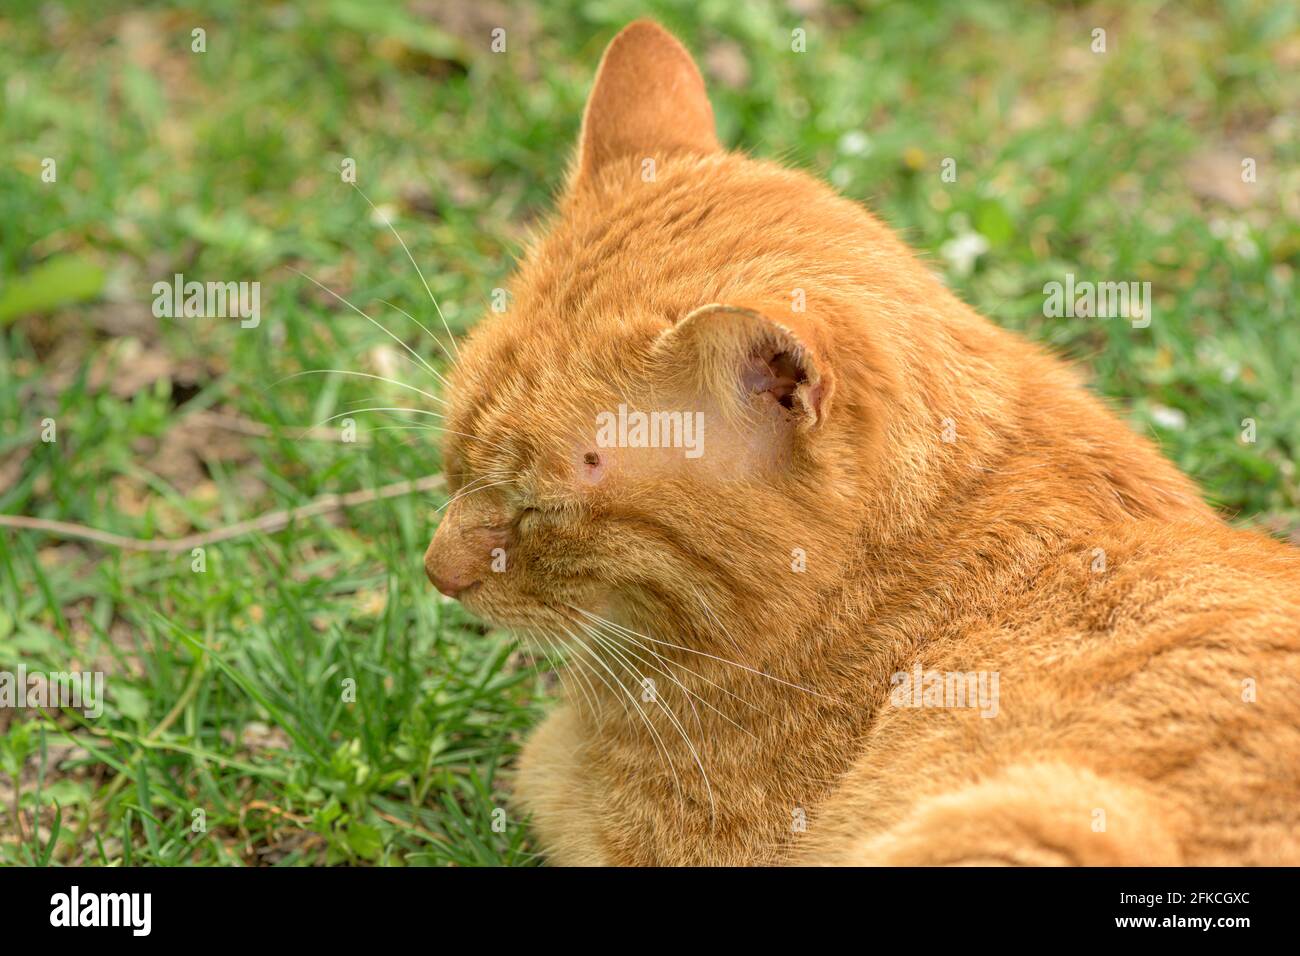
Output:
[{"xmin": 0, "ymin": 0, "xmax": 1296, "ymax": 864}]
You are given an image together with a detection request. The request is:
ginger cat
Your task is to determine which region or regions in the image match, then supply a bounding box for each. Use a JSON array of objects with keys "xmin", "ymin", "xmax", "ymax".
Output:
[{"xmin": 424, "ymin": 21, "xmax": 1300, "ymax": 865}]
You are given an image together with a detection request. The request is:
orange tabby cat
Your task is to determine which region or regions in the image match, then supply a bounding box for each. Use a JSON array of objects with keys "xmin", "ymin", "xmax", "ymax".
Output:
[{"xmin": 425, "ymin": 21, "xmax": 1300, "ymax": 865}]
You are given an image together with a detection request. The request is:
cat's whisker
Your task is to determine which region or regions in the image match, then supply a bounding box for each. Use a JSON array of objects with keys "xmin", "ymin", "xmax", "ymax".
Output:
[
  {"xmin": 270, "ymin": 369, "xmax": 447, "ymax": 406},
  {"xmin": 561, "ymin": 624, "xmax": 685, "ymax": 807},
  {"xmin": 550, "ymin": 625, "xmax": 619, "ymax": 715},
  {"xmin": 572, "ymin": 607, "xmax": 771, "ymax": 714},
  {"xmin": 526, "ymin": 629, "xmax": 567, "ymax": 687},
  {"xmin": 575, "ymin": 616, "xmax": 759, "ymax": 737},
  {"xmin": 310, "ymin": 407, "xmax": 445, "ymax": 429},
  {"xmin": 580, "ymin": 621, "xmax": 717, "ymax": 823},
  {"xmin": 572, "ymin": 606, "xmax": 839, "ymax": 704},
  {"xmin": 529, "ymin": 628, "xmax": 600, "ymax": 721},
  {"xmin": 574, "ymin": 617, "xmax": 703, "ymax": 732},
  {"xmin": 319, "ymin": 407, "xmax": 515, "ymax": 456},
  {"xmin": 366, "ymin": 424, "xmax": 515, "ymax": 462},
  {"xmin": 378, "ymin": 300, "xmax": 457, "ymax": 390},
  {"xmin": 453, "ymin": 468, "xmax": 518, "ymax": 489},
  {"xmin": 292, "ymin": 267, "xmax": 448, "ymax": 385},
  {"xmin": 558, "ymin": 635, "xmax": 621, "ymax": 729},
  {"xmin": 424, "ymin": 474, "xmax": 508, "ymax": 512},
  {"xmin": 579, "ymin": 623, "xmax": 707, "ymax": 813},
  {"xmin": 349, "ymin": 181, "xmax": 462, "ymax": 363},
  {"xmin": 692, "ymin": 585, "xmax": 744, "ymax": 657},
  {"xmin": 634, "ymin": 644, "xmax": 765, "ymax": 721},
  {"xmin": 433, "ymin": 478, "xmax": 514, "ymax": 513},
  {"xmin": 429, "ymin": 471, "xmax": 504, "ymax": 503},
  {"xmin": 533, "ymin": 629, "xmax": 603, "ymax": 723},
  {"xmin": 556, "ymin": 625, "xmax": 643, "ymax": 728}
]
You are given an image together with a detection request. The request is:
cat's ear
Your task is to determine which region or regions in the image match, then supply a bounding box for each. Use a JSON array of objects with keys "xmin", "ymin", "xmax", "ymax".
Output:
[
  {"xmin": 571, "ymin": 20, "xmax": 720, "ymax": 187},
  {"xmin": 654, "ymin": 301, "xmax": 834, "ymax": 432}
]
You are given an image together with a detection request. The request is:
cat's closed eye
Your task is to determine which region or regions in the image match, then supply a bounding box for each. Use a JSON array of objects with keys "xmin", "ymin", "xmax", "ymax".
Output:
[{"xmin": 515, "ymin": 503, "xmax": 571, "ymax": 532}]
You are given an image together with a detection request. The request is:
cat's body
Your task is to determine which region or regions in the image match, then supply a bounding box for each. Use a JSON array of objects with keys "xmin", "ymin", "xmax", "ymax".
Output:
[
  {"xmin": 520, "ymin": 517, "xmax": 1300, "ymax": 865},
  {"xmin": 426, "ymin": 22, "xmax": 1300, "ymax": 865}
]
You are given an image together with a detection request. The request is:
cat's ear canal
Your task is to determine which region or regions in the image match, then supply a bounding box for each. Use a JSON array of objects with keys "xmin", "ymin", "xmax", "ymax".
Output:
[
  {"xmin": 654, "ymin": 303, "xmax": 834, "ymax": 432},
  {"xmin": 571, "ymin": 20, "xmax": 720, "ymax": 188}
]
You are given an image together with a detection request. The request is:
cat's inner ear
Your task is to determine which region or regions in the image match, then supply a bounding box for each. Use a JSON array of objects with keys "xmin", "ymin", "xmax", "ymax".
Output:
[
  {"xmin": 742, "ymin": 349, "xmax": 808, "ymax": 412},
  {"xmin": 572, "ymin": 20, "xmax": 719, "ymax": 186},
  {"xmin": 656, "ymin": 303, "xmax": 834, "ymax": 432}
]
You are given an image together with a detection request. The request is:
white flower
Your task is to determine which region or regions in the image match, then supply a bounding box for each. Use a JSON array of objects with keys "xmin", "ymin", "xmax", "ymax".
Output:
[
  {"xmin": 837, "ymin": 130, "xmax": 872, "ymax": 157},
  {"xmin": 940, "ymin": 231, "xmax": 989, "ymax": 278},
  {"xmin": 1149, "ymin": 405, "xmax": 1187, "ymax": 430}
]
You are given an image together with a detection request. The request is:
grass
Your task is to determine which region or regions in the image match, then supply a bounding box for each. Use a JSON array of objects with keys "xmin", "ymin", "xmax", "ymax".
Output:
[{"xmin": 0, "ymin": 0, "xmax": 1295, "ymax": 865}]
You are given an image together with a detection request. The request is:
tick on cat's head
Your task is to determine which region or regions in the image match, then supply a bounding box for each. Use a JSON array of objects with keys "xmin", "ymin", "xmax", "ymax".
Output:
[{"xmin": 424, "ymin": 20, "xmax": 910, "ymax": 646}]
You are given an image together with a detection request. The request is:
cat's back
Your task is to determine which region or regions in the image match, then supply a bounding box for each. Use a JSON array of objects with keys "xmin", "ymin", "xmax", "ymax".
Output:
[{"xmin": 813, "ymin": 518, "xmax": 1300, "ymax": 864}]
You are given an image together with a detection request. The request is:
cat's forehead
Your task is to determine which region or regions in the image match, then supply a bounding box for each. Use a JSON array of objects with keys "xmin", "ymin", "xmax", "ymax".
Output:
[
  {"xmin": 446, "ymin": 320, "xmax": 648, "ymax": 477},
  {"xmin": 443, "ymin": 154, "xmax": 848, "ymax": 479}
]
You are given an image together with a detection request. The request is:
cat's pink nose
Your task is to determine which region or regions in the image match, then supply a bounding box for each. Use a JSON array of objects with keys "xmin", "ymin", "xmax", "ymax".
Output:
[
  {"xmin": 424, "ymin": 512, "xmax": 509, "ymax": 601},
  {"xmin": 427, "ymin": 564, "xmax": 481, "ymax": 600}
]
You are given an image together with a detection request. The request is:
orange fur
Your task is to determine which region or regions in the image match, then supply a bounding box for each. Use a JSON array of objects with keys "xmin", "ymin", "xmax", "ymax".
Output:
[{"xmin": 425, "ymin": 21, "xmax": 1300, "ymax": 865}]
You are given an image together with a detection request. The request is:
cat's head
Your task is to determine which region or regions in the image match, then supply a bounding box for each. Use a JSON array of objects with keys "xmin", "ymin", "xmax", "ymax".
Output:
[{"xmin": 423, "ymin": 21, "xmax": 983, "ymax": 648}]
